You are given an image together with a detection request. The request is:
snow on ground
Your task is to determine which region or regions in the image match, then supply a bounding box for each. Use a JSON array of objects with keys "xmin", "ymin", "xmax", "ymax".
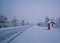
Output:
[
  {"xmin": 0, "ymin": 26, "xmax": 30, "ymax": 33},
  {"xmin": 0, "ymin": 25, "xmax": 31, "ymax": 43},
  {"xmin": 10, "ymin": 25, "xmax": 60, "ymax": 43}
]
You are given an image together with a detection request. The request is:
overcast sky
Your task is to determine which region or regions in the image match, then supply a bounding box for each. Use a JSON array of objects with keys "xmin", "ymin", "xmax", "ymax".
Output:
[{"xmin": 0, "ymin": 0, "xmax": 60, "ymax": 23}]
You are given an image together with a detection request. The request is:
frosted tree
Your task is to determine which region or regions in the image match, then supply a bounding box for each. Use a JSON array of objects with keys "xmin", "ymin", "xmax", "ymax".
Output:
[
  {"xmin": 0, "ymin": 15, "xmax": 8, "ymax": 28},
  {"xmin": 50, "ymin": 18, "xmax": 56, "ymax": 22},
  {"xmin": 25, "ymin": 21, "xmax": 30, "ymax": 26},
  {"xmin": 57, "ymin": 17, "xmax": 60, "ymax": 24},
  {"xmin": 45, "ymin": 16, "xmax": 49, "ymax": 23},
  {"xmin": 44, "ymin": 16, "xmax": 50, "ymax": 27},
  {"xmin": 55, "ymin": 17, "xmax": 60, "ymax": 28},
  {"xmin": 12, "ymin": 17, "xmax": 18, "ymax": 26},
  {"xmin": 21, "ymin": 20, "xmax": 25, "ymax": 26}
]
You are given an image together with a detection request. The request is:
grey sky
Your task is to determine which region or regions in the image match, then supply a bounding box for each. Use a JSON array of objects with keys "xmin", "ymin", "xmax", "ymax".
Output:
[{"xmin": 1, "ymin": 0, "xmax": 60, "ymax": 23}]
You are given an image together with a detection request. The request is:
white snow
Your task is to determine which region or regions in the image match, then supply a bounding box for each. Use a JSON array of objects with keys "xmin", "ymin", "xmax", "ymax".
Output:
[
  {"xmin": 0, "ymin": 25, "xmax": 30, "ymax": 33},
  {"xmin": 10, "ymin": 25, "xmax": 60, "ymax": 43},
  {"xmin": 0, "ymin": 25, "xmax": 31, "ymax": 43}
]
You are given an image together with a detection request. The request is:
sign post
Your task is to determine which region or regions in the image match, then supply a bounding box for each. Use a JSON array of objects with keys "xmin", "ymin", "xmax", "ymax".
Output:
[{"xmin": 48, "ymin": 23, "xmax": 50, "ymax": 30}]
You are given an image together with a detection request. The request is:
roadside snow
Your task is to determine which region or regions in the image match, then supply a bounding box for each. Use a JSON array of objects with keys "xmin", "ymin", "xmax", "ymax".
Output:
[
  {"xmin": 0, "ymin": 25, "xmax": 31, "ymax": 43},
  {"xmin": 10, "ymin": 25, "xmax": 60, "ymax": 43},
  {"xmin": 0, "ymin": 26, "xmax": 29, "ymax": 33}
]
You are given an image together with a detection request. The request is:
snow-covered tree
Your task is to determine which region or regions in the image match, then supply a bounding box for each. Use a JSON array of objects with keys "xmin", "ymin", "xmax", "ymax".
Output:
[
  {"xmin": 44, "ymin": 16, "xmax": 50, "ymax": 27},
  {"xmin": 57, "ymin": 17, "xmax": 60, "ymax": 24},
  {"xmin": 55, "ymin": 17, "xmax": 60, "ymax": 28},
  {"xmin": 20, "ymin": 20, "xmax": 25, "ymax": 26},
  {"xmin": 37, "ymin": 22, "xmax": 44, "ymax": 27},
  {"xmin": 0, "ymin": 15, "xmax": 8, "ymax": 28},
  {"xmin": 45, "ymin": 16, "xmax": 49, "ymax": 23},
  {"xmin": 12, "ymin": 17, "xmax": 18, "ymax": 26},
  {"xmin": 25, "ymin": 22, "xmax": 29, "ymax": 25},
  {"xmin": 50, "ymin": 18, "xmax": 56, "ymax": 22}
]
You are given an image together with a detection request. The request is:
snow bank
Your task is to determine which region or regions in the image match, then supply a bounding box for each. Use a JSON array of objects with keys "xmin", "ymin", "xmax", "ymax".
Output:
[{"xmin": 0, "ymin": 25, "xmax": 30, "ymax": 33}]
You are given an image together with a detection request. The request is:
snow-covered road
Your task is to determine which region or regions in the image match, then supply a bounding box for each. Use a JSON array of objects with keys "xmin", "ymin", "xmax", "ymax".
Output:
[
  {"xmin": 0, "ymin": 25, "xmax": 31, "ymax": 43},
  {"xmin": 10, "ymin": 25, "xmax": 60, "ymax": 43}
]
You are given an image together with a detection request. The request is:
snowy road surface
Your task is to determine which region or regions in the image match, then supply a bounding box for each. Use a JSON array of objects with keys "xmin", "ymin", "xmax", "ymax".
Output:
[
  {"xmin": 0, "ymin": 25, "xmax": 31, "ymax": 43},
  {"xmin": 10, "ymin": 25, "xmax": 60, "ymax": 43}
]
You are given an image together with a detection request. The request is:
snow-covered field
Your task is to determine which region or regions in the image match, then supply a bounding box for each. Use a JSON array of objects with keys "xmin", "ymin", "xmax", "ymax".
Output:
[
  {"xmin": 10, "ymin": 25, "xmax": 60, "ymax": 43},
  {"xmin": 0, "ymin": 25, "xmax": 31, "ymax": 43}
]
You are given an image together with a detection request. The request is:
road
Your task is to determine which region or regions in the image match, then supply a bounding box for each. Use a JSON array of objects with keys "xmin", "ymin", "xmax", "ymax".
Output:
[{"xmin": 0, "ymin": 25, "xmax": 31, "ymax": 43}]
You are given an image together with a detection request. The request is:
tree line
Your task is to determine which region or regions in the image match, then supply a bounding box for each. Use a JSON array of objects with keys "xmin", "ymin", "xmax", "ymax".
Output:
[
  {"xmin": 0, "ymin": 15, "xmax": 30, "ymax": 28},
  {"xmin": 37, "ymin": 16, "xmax": 60, "ymax": 28}
]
